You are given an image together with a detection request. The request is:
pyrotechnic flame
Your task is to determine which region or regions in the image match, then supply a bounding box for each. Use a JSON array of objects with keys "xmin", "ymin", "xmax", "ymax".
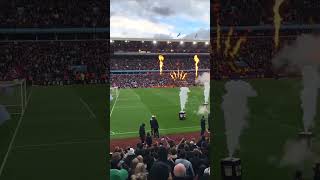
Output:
[
  {"xmin": 216, "ymin": 20, "xmax": 221, "ymax": 52},
  {"xmin": 228, "ymin": 61, "xmax": 240, "ymax": 73},
  {"xmin": 193, "ymin": 55, "xmax": 200, "ymax": 77},
  {"xmin": 182, "ymin": 72, "xmax": 187, "ymax": 80},
  {"xmin": 170, "ymin": 70, "xmax": 187, "ymax": 81},
  {"xmin": 224, "ymin": 27, "xmax": 234, "ymax": 57},
  {"xmin": 273, "ymin": 0, "xmax": 285, "ymax": 49},
  {"xmin": 173, "ymin": 71, "xmax": 177, "ymax": 79},
  {"xmin": 170, "ymin": 73, "xmax": 174, "ymax": 79},
  {"xmin": 230, "ymin": 37, "xmax": 246, "ymax": 58},
  {"xmin": 158, "ymin": 54, "xmax": 165, "ymax": 75}
]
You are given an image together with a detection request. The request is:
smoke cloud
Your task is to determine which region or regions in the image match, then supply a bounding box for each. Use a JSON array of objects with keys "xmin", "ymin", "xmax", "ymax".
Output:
[
  {"xmin": 196, "ymin": 72, "xmax": 210, "ymax": 104},
  {"xmin": 197, "ymin": 105, "xmax": 209, "ymax": 115},
  {"xmin": 179, "ymin": 87, "xmax": 190, "ymax": 111},
  {"xmin": 280, "ymin": 139, "xmax": 314, "ymax": 167},
  {"xmin": 301, "ymin": 66, "xmax": 320, "ymax": 131},
  {"xmin": 222, "ymin": 80, "xmax": 257, "ymax": 157},
  {"xmin": 273, "ymin": 34, "xmax": 320, "ymax": 131}
]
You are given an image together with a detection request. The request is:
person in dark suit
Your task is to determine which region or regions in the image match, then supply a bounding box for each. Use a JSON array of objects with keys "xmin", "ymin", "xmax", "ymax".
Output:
[
  {"xmin": 146, "ymin": 132, "xmax": 152, "ymax": 147},
  {"xmin": 150, "ymin": 117, "xmax": 154, "ymax": 136},
  {"xmin": 152, "ymin": 116, "xmax": 160, "ymax": 138},
  {"xmin": 139, "ymin": 123, "xmax": 146, "ymax": 143},
  {"xmin": 200, "ymin": 116, "xmax": 206, "ymax": 136}
]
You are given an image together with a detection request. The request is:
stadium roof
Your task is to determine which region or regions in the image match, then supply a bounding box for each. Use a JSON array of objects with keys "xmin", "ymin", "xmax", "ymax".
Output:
[{"xmin": 110, "ymin": 37, "xmax": 209, "ymax": 43}]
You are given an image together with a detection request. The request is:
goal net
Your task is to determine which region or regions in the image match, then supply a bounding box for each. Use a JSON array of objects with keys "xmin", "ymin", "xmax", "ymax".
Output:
[
  {"xmin": 110, "ymin": 86, "xmax": 119, "ymax": 102},
  {"xmin": 0, "ymin": 79, "xmax": 27, "ymax": 115}
]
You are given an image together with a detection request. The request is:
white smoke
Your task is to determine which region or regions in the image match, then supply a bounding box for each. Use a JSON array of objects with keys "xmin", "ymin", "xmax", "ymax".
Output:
[
  {"xmin": 273, "ymin": 34, "xmax": 320, "ymax": 131},
  {"xmin": 196, "ymin": 72, "xmax": 210, "ymax": 104},
  {"xmin": 301, "ymin": 66, "xmax": 320, "ymax": 131},
  {"xmin": 179, "ymin": 87, "xmax": 190, "ymax": 111},
  {"xmin": 0, "ymin": 104, "xmax": 11, "ymax": 125},
  {"xmin": 197, "ymin": 106, "xmax": 209, "ymax": 115},
  {"xmin": 222, "ymin": 80, "xmax": 257, "ymax": 157},
  {"xmin": 280, "ymin": 139, "xmax": 314, "ymax": 167}
]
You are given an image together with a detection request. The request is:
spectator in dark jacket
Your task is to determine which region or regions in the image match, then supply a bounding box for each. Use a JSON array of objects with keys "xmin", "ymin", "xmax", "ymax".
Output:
[
  {"xmin": 200, "ymin": 116, "xmax": 206, "ymax": 136},
  {"xmin": 146, "ymin": 132, "xmax": 152, "ymax": 147},
  {"xmin": 139, "ymin": 123, "xmax": 146, "ymax": 143}
]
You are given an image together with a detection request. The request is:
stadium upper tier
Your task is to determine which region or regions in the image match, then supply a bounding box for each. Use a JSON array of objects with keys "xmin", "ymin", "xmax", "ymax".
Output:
[
  {"xmin": 212, "ymin": 0, "xmax": 319, "ymax": 26},
  {"xmin": 110, "ymin": 38, "xmax": 210, "ymax": 53},
  {"xmin": 0, "ymin": 0, "xmax": 107, "ymax": 28}
]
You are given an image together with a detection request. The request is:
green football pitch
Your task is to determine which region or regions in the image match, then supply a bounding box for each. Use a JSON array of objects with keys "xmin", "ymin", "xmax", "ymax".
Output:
[
  {"xmin": 212, "ymin": 79, "xmax": 320, "ymax": 180},
  {"xmin": 110, "ymin": 87, "xmax": 208, "ymax": 139},
  {"xmin": 0, "ymin": 85, "xmax": 107, "ymax": 180}
]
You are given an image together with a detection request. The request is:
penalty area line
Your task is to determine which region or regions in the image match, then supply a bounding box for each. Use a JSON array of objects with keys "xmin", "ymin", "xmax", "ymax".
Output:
[
  {"xmin": 79, "ymin": 97, "xmax": 96, "ymax": 119},
  {"xmin": 0, "ymin": 89, "xmax": 32, "ymax": 178},
  {"xmin": 110, "ymin": 89, "xmax": 120, "ymax": 117}
]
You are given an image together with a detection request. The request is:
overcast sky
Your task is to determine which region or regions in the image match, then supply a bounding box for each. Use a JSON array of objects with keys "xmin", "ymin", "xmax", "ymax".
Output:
[{"xmin": 110, "ymin": 0, "xmax": 209, "ymax": 40}]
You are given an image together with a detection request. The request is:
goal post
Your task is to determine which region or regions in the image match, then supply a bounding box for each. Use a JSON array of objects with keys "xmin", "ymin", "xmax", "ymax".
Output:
[
  {"xmin": 110, "ymin": 86, "xmax": 119, "ymax": 101},
  {"xmin": 0, "ymin": 79, "xmax": 27, "ymax": 115}
]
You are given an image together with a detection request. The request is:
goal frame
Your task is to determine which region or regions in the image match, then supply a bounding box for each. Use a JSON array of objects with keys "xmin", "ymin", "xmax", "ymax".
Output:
[{"xmin": 0, "ymin": 79, "xmax": 27, "ymax": 115}]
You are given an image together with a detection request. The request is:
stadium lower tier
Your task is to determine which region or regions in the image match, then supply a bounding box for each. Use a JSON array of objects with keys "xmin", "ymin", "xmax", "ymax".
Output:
[{"xmin": 111, "ymin": 72, "xmax": 201, "ymax": 88}]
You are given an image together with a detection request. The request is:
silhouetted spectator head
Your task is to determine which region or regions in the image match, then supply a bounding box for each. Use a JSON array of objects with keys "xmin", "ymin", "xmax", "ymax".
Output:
[
  {"xmin": 174, "ymin": 163, "xmax": 186, "ymax": 177},
  {"xmin": 150, "ymin": 161, "xmax": 171, "ymax": 180}
]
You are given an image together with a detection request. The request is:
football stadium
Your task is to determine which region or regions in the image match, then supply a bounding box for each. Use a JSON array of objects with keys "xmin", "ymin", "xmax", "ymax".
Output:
[
  {"xmin": 110, "ymin": 39, "xmax": 211, "ymax": 138},
  {"xmin": 109, "ymin": 39, "xmax": 211, "ymax": 178},
  {"xmin": 211, "ymin": 1, "xmax": 320, "ymax": 180},
  {"xmin": 0, "ymin": 1, "xmax": 108, "ymax": 179},
  {"xmin": 109, "ymin": 0, "xmax": 212, "ymax": 179}
]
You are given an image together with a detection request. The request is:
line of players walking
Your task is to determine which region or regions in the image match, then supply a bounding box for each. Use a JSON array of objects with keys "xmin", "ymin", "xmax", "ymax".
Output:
[{"xmin": 139, "ymin": 115, "xmax": 207, "ymax": 144}]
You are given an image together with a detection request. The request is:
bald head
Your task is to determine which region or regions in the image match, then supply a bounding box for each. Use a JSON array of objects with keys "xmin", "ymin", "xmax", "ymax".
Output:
[{"xmin": 174, "ymin": 163, "xmax": 186, "ymax": 177}]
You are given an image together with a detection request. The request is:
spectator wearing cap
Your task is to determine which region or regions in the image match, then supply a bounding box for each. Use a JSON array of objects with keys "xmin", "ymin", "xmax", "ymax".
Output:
[{"xmin": 123, "ymin": 148, "xmax": 136, "ymax": 170}]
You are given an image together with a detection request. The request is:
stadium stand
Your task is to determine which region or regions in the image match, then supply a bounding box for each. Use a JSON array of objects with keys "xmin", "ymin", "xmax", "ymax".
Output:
[
  {"xmin": 212, "ymin": 0, "xmax": 320, "ymax": 26},
  {"xmin": 110, "ymin": 136, "xmax": 210, "ymax": 180},
  {"xmin": 0, "ymin": 41, "xmax": 108, "ymax": 85},
  {"xmin": 0, "ymin": 0, "xmax": 107, "ymax": 27},
  {"xmin": 110, "ymin": 39, "xmax": 210, "ymax": 88}
]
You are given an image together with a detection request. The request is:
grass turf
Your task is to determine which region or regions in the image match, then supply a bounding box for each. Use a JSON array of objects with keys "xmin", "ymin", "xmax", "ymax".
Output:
[
  {"xmin": 110, "ymin": 87, "xmax": 208, "ymax": 139},
  {"xmin": 0, "ymin": 85, "xmax": 107, "ymax": 180},
  {"xmin": 212, "ymin": 79, "xmax": 320, "ymax": 180}
]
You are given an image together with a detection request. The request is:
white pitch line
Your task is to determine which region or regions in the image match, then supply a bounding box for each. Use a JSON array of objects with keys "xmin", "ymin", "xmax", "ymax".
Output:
[
  {"xmin": 111, "ymin": 126, "xmax": 200, "ymax": 135},
  {"xmin": 0, "ymin": 89, "xmax": 32, "ymax": 177},
  {"xmin": 110, "ymin": 89, "xmax": 120, "ymax": 117},
  {"xmin": 79, "ymin": 97, "xmax": 96, "ymax": 119}
]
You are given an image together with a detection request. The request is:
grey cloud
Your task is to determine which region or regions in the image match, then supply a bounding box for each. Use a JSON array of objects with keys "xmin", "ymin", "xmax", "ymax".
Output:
[{"xmin": 152, "ymin": 6, "xmax": 174, "ymax": 16}]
